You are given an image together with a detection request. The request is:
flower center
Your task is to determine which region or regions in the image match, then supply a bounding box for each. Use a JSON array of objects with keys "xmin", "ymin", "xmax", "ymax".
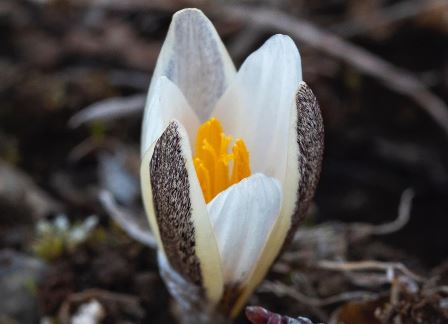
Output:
[{"xmin": 193, "ymin": 117, "xmax": 251, "ymax": 203}]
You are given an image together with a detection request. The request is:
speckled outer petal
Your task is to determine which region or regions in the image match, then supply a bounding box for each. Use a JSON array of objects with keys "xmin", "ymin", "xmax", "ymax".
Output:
[
  {"xmin": 230, "ymin": 82, "xmax": 324, "ymax": 316},
  {"xmin": 140, "ymin": 120, "xmax": 224, "ymax": 305}
]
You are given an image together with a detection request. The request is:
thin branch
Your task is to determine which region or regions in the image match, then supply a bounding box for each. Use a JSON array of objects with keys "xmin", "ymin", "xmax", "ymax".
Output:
[
  {"xmin": 331, "ymin": 0, "xmax": 447, "ymax": 38},
  {"xmin": 424, "ymin": 285, "xmax": 448, "ymax": 295},
  {"xmin": 369, "ymin": 188, "xmax": 414, "ymax": 235},
  {"xmin": 260, "ymin": 281, "xmax": 378, "ymax": 307},
  {"xmin": 259, "ymin": 281, "xmax": 327, "ymax": 321},
  {"xmin": 220, "ymin": 5, "xmax": 448, "ymax": 137},
  {"xmin": 317, "ymin": 260, "xmax": 425, "ymax": 283},
  {"xmin": 99, "ymin": 190, "xmax": 157, "ymax": 248}
]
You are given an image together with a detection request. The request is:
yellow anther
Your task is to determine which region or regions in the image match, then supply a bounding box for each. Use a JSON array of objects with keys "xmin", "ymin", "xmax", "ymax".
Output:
[
  {"xmin": 193, "ymin": 117, "xmax": 251, "ymax": 203},
  {"xmin": 231, "ymin": 139, "xmax": 251, "ymax": 184},
  {"xmin": 194, "ymin": 158, "xmax": 212, "ymax": 202}
]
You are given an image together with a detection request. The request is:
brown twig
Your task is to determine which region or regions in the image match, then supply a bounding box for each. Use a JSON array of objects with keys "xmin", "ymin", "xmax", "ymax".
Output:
[
  {"xmin": 368, "ymin": 188, "xmax": 414, "ymax": 235},
  {"xmin": 220, "ymin": 5, "xmax": 448, "ymax": 137},
  {"xmin": 424, "ymin": 285, "xmax": 448, "ymax": 295},
  {"xmin": 348, "ymin": 187, "xmax": 415, "ymax": 238},
  {"xmin": 331, "ymin": 0, "xmax": 447, "ymax": 37},
  {"xmin": 317, "ymin": 260, "xmax": 425, "ymax": 283},
  {"xmin": 259, "ymin": 281, "xmax": 327, "ymax": 321},
  {"xmin": 260, "ymin": 280, "xmax": 378, "ymax": 307},
  {"xmin": 279, "ymin": 188, "xmax": 414, "ymax": 269}
]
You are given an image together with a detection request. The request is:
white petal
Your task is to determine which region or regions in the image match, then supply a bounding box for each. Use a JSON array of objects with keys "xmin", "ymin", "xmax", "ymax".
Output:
[
  {"xmin": 230, "ymin": 82, "xmax": 324, "ymax": 317},
  {"xmin": 207, "ymin": 173, "xmax": 282, "ymax": 285},
  {"xmin": 141, "ymin": 76, "xmax": 200, "ymax": 155},
  {"xmin": 213, "ymin": 35, "xmax": 302, "ymax": 181},
  {"xmin": 147, "ymin": 8, "xmax": 236, "ymax": 122}
]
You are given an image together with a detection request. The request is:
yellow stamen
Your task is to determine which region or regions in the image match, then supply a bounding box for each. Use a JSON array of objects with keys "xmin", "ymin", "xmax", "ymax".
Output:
[
  {"xmin": 194, "ymin": 117, "xmax": 251, "ymax": 203},
  {"xmin": 231, "ymin": 139, "xmax": 251, "ymax": 184}
]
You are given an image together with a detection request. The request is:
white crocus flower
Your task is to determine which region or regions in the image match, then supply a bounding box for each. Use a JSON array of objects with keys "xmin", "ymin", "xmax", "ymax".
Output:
[{"xmin": 140, "ymin": 8, "xmax": 324, "ymax": 320}]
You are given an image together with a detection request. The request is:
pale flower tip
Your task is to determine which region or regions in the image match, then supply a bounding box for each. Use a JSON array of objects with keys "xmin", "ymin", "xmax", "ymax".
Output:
[
  {"xmin": 270, "ymin": 33, "xmax": 294, "ymax": 43},
  {"xmin": 172, "ymin": 7, "xmax": 208, "ymax": 24},
  {"xmin": 265, "ymin": 34, "xmax": 302, "ymax": 71},
  {"xmin": 267, "ymin": 34, "xmax": 300, "ymax": 51},
  {"xmin": 173, "ymin": 7, "xmax": 205, "ymax": 17}
]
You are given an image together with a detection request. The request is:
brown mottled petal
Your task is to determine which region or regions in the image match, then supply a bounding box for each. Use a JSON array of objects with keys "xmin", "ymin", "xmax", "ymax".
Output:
[
  {"xmin": 140, "ymin": 120, "xmax": 224, "ymax": 304},
  {"xmin": 230, "ymin": 81, "xmax": 324, "ymax": 317},
  {"xmin": 288, "ymin": 81, "xmax": 324, "ymax": 237}
]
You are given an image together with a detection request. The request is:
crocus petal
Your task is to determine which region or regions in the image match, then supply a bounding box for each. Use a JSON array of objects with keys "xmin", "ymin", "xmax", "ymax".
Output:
[
  {"xmin": 146, "ymin": 8, "xmax": 236, "ymax": 123},
  {"xmin": 141, "ymin": 120, "xmax": 224, "ymax": 304},
  {"xmin": 207, "ymin": 173, "xmax": 282, "ymax": 285},
  {"xmin": 213, "ymin": 35, "xmax": 302, "ymax": 182},
  {"xmin": 230, "ymin": 82, "xmax": 324, "ymax": 317},
  {"xmin": 141, "ymin": 76, "xmax": 200, "ymax": 154}
]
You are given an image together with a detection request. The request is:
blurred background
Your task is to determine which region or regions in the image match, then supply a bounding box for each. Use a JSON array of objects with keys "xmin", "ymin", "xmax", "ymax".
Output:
[{"xmin": 0, "ymin": 0, "xmax": 447, "ymax": 323}]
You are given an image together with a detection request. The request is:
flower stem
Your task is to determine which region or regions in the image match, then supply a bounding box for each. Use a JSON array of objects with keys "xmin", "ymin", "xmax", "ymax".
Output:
[{"xmin": 158, "ymin": 253, "xmax": 231, "ymax": 324}]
